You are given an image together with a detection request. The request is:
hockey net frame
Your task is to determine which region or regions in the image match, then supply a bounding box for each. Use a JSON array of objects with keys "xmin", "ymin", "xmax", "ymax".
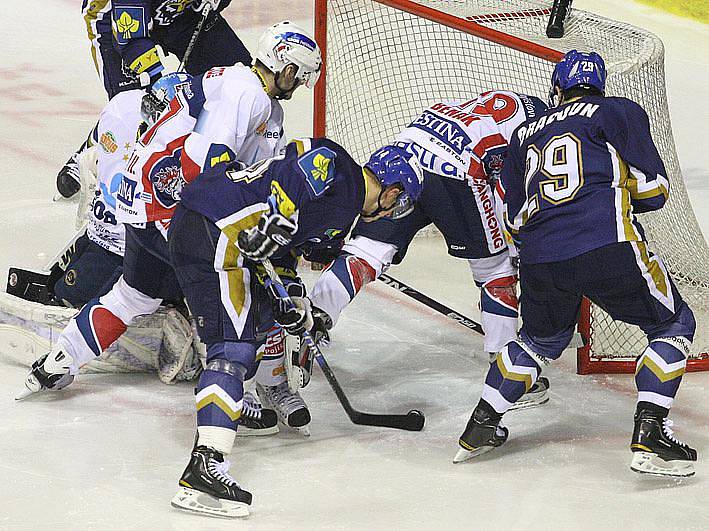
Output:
[{"xmin": 313, "ymin": 0, "xmax": 709, "ymax": 374}]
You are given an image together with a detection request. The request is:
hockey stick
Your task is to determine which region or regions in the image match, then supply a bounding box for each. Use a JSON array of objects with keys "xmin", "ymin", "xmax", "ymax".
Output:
[
  {"xmin": 262, "ymin": 260, "xmax": 425, "ymax": 431},
  {"xmin": 177, "ymin": 3, "xmax": 212, "ymax": 72},
  {"xmin": 378, "ymin": 273, "xmax": 484, "ymax": 335},
  {"xmin": 378, "ymin": 273, "xmax": 586, "ymax": 349},
  {"xmin": 546, "ymin": 0, "xmax": 573, "ymax": 38}
]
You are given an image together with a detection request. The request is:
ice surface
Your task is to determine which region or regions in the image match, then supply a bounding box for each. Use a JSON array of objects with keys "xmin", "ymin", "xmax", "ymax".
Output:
[{"xmin": 0, "ymin": 1, "xmax": 707, "ymax": 529}]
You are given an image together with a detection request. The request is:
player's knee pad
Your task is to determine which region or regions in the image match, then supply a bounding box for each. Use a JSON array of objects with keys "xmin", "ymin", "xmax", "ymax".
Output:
[
  {"xmin": 206, "ymin": 341, "xmax": 257, "ymax": 380},
  {"xmin": 647, "ymin": 301, "xmax": 696, "ymax": 343},
  {"xmin": 519, "ymin": 326, "xmax": 573, "ymax": 361},
  {"xmin": 99, "ymin": 276, "xmax": 162, "ymax": 325}
]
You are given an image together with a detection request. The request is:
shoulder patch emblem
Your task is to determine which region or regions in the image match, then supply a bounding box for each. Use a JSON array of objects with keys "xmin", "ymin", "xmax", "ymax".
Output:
[{"xmin": 298, "ymin": 146, "xmax": 337, "ymax": 197}]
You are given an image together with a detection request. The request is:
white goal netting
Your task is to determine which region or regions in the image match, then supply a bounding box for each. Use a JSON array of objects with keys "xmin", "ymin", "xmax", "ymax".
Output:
[{"xmin": 316, "ymin": 0, "xmax": 709, "ymax": 369}]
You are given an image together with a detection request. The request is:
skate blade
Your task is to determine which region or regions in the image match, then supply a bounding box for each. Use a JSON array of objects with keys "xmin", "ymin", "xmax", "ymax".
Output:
[
  {"xmin": 453, "ymin": 445, "xmax": 495, "ymax": 463},
  {"xmin": 171, "ymin": 487, "xmax": 250, "ymax": 518},
  {"xmin": 508, "ymin": 395, "xmax": 550, "ymax": 411},
  {"xmin": 236, "ymin": 425, "xmax": 279, "ymax": 437},
  {"xmin": 630, "ymin": 452, "xmax": 695, "ymax": 478}
]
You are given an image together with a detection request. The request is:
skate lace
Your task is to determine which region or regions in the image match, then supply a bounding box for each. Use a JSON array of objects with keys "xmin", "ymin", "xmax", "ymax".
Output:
[
  {"xmin": 266, "ymin": 381, "xmax": 305, "ymax": 413},
  {"xmin": 662, "ymin": 419, "xmax": 686, "ymax": 447},
  {"xmin": 208, "ymin": 459, "xmax": 239, "ymax": 488},
  {"xmin": 241, "ymin": 391, "xmax": 262, "ymax": 420}
]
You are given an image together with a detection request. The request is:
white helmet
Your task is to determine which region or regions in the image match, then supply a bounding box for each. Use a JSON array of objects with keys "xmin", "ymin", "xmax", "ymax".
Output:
[{"xmin": 256, "ymin": 21, "xmax": 322, "ymax": 89}]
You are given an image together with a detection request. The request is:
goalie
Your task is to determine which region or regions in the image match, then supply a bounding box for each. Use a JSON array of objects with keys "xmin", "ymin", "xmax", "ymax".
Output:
[{"xmin": 1, "ymin": 73, "xmax": 202, "ymax": 384}]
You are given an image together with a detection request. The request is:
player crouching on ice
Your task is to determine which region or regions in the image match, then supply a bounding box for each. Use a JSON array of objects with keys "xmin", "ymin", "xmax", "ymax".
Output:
[
  {"xmin": 164, "ymin": 140, "xmax": 423, "ymax": 517},
  {"xmin": 454, "ymin": 50, "xmax": 698, "ymax": 478},
  {"xmin": 303, "ymin": 90, "xmax": 552, "ymax": 411}
]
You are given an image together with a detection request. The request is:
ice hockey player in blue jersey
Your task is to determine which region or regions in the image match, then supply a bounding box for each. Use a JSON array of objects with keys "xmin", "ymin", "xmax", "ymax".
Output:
[
  {"xmin": 58, "ymin": 0, "xmax": 252, "ymax": 198},
  {"xmin": 166, "ymin": 138, "xmax": 424, "ymax": 517},
  {"xmin": 455, "ymin": 50, "xmax": 698, "ymax": 478},
  {"xmin": 304, "ymin": 90, "xmax": 550, "ymax": 409}
]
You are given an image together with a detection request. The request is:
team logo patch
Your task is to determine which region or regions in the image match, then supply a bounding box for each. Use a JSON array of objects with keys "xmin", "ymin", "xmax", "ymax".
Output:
[
  {"xmin": 64, "ymin": 270, "xmax": 77, "ymax": 287},
  {"xmin": 113, "ymin": 8, "xmax": 146, "ymax": 44},
  {"xmin": 99, "ymin": 131, "xmax": 118, "ymax": 154},
  {"xmin": 298, "ymin": 147, "xmax": 337, "ymax": 198},
  {"xmin": 150, "ymin": 154, "xmax": 185, "ymax": 208},
  {"xmin": 324, "ymin": 228, "xmax": 342, "ymax": 239}
]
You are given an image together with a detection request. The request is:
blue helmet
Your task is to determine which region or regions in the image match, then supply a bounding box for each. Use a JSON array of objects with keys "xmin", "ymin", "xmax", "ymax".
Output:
[
  {"xmin": 364, "ymin": 145, "xmax": 424, "ymax": 220},
  {"xmin": 141, "ymin": 72, "xmax": 193, "ymax": 123},
  {"xmin": 550, "ymin": 50, "xmax": 606, "ymax": 106}
]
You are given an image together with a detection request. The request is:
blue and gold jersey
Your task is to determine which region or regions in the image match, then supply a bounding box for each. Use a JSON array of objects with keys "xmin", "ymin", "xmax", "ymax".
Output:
[
  {"xmin": 108, "ymin": 0, "xmax": 232, "ymax": 77},
  {"xmin": 501, "ymin": 95, "xmax": 669, "ymax": 264},
  {"xmin": 179, "ymin": 137, "xmax": 366, "ymax": 263}
]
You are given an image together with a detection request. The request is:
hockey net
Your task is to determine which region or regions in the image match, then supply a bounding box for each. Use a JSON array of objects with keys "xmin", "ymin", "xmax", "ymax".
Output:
[{"xmin": 313, "ymin": 0, "xmax": 709, "ymax": 373}]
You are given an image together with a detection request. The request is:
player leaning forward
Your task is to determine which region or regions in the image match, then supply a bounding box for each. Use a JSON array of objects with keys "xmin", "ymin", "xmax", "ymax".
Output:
[
  {"xmin": 167, "ymin": 139, "xmax": 423, "ymax": 517},
  {"xmin": 455, "ymin": 50, "xmax": 697, "ymax": 477},
  {"xmin": 19, "ymin": 24, "xmax": 319, "ymax": 407}
]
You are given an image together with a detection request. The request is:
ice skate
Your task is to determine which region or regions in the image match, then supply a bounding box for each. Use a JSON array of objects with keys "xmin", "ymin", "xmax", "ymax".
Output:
[
  {"xmin": 256, "ymin": 381, "xmax": 311, "ymax": 435},
  {"xmin": 16, "ymin": 347, "xmax": 75, "ymax": 400},
  {"xmin": 509, "ymin": 377, "xmax": 550, "ymax": 411},
  {"xmin": 454, "ymin": 402, "xmax": 508, "ymax": 463},
  {"xmin": 237, "ymin": 391, "xmax": 279, "ymax": 436},
  {"xmin": 630, "ymin": 409, "xmax": 697, "ymax": 477},
  {"xmin": 171, "ymin": 446, "xmax": 252, "ymax": 518}
]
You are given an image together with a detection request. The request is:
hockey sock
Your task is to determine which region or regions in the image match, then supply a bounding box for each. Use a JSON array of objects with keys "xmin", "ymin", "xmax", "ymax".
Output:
[
  {"xmin": 255, "ymin": 326, "xmax": 287, "ymax": 386},
  {"xmin": 481, "ymin": 341, "xmax": 542, "ymax": 414},
  {"xmin": 478, "ymin": 275, "xmax": 519, "ymax": 353},
  {"xmin": 635, "ymin": 337, "xmax": 689, "ymax": 411}
]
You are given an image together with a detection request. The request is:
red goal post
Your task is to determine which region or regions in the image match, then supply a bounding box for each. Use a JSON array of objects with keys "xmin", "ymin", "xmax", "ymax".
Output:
[{"xmin": 312, "ymin": 0, "xmax": 709, "ymax": 374}]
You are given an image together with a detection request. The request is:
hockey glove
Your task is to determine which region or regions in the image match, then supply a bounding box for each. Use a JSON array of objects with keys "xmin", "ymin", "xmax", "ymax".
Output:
[
  {"xmin": 237, "ymin": 210, "xmax": 297, "ymax": 261},
  {"xmin": 268, "ymin": 279, "xmax": 314, "ymax": 336}
]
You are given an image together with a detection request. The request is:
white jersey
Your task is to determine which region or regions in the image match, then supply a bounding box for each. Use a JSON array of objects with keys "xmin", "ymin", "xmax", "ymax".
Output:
[
  {"xmin": 395, "ymin": 91, "xmax": 543, "ymax": 182},
  {"xmin": 116, "ymin": 65, "xmax": 285, "ymax": 225},
  {"xmin": 87, "ymin": 90, "xmax": 144, "ymax": 256}
]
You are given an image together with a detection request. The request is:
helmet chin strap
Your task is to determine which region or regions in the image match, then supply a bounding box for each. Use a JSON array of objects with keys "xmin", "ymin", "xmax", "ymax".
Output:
[
  {"xmin": 273, "ymin": 70, "xmax": 298, "ymax": 100},
  {"xmin": 361, "ymin": 187, "xmax": 396, "ymax": 219}
]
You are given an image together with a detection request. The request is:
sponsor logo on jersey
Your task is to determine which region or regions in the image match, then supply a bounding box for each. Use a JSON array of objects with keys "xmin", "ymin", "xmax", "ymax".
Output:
[
  {"xmin": 99, "ymin": 131, "xmax": 118, "ymax": 154},
  {"xmin": 410, "ymin": 110, "xmax": 472, "ymax": 155},
  {"xmin": 325, "ymin": 228, "xmax": 342, "ymax": 239},
  {"xmin": 117, "ymin": 177, "xmax": 137, "ymax": 207},
  {"xmin": 298, "ymin": 146, "xmax": 337, "ymax": 197},
  {"xmin": 113, "ymin": 8, "xmax": 146, "ymax": 44},
  {"xmin": 469, "ymin": 176, "xmax": 505, "ymax": 251}
]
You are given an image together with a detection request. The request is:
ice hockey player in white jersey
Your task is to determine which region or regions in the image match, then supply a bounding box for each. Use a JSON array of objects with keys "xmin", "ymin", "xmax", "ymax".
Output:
[
  {"xmin": 305, "ymin": 90, "xmax": 551, "ymax": 409},
  {"xmin": 17, "ymin": 23, "xmax": 321, "ymax": 437}
]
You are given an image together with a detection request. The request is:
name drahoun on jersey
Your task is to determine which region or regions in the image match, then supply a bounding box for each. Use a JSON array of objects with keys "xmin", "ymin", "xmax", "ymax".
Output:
[{"xmin": 517, "ymin": 102, "xmax": 599, "ymax": 143}]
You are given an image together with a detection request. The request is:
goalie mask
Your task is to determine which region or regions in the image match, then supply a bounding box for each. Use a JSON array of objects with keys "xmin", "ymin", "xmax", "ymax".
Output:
[
  {"xmin": 140, "ymin": 72, "xmax": 193, "ymax": 124},
  {"xmin": 256, "ymin": 21, "xmax": 322, "ymax": 89}
]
